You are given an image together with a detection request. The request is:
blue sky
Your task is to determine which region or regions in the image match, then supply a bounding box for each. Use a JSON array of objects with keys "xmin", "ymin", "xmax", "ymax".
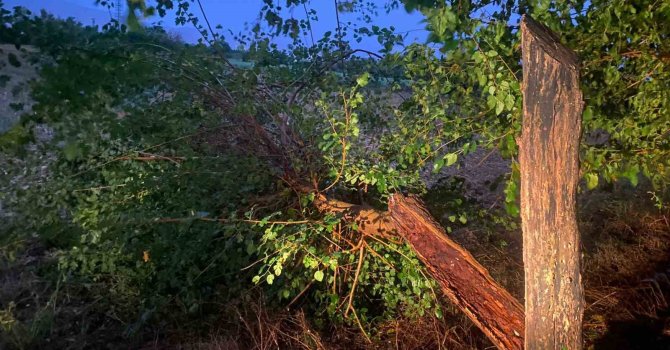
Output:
[{"xmin": 4, "ymin": 0, "xmax": 429, "ymax": 50}]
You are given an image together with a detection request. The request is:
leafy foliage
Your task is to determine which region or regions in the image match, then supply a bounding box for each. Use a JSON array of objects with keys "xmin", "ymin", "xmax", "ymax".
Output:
[
  {"xmin": 2, "ymin": 0, "xmax": 670, "ymax": 346},
  {"xmin": 0, "ymin": 4, "xmax": 440, "ymax": 344},
  {"xmin": 393, "ymin": 0, "xmax": 670, "ymax": 208}
]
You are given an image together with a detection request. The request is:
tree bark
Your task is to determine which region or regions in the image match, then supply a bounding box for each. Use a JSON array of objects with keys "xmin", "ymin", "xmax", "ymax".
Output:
[
  {"xmin": 389, "ymin": 195, "xmax": 525, "ymax": 350},
  {"xmin": 519, "ymin": 15, "xmax": 584, "ymax": 350},
  {"xmin": 304, "ymin": 188, "xmax": 525, "ymax": 349}
]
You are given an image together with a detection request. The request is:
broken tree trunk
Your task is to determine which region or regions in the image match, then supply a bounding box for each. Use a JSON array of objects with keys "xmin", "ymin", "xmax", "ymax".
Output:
[
  {"xmin": 389, "ymin": 195, "xmax": 525, "ymax": 350},
  {"xmin": 303, "ymin": 186, "xmax": 525, "ymax": 349},
  {"xmin": 519, "ymin": 15, "xmax": 584, "ymax": 350},
  {"xmin": 304, "ymin": 187, "xmax": 525, "ymax": 349}
]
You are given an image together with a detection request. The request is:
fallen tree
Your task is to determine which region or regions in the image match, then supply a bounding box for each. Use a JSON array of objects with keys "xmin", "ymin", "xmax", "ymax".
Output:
[
  {"xmin": 100, "ymin": 1, "xmax": 592, "ymax": 348},
  {"xmin": 190, "ymin": 14, "xmax": 584, "ymax": 350},
  {"xmin": 305, "ymin": 188, "xmax": 525, "ymax": 349},
  {"xmin": 221, "ymin": 80, "xmax": 529, "ymax": 347},
  {"xmin": 9, "ymin": 0, "xmax": 670, "ymax": 347},
  {"xmin": 389, "ymin": 195, "xmax": 525, "ymax": 350},
  {"xmin": 91, "ymin": 0, "xmax": 670, "ymax": 347},
  {"xmin": 215, "ymin": 14, "xmax": 585, "ymax": 350}
]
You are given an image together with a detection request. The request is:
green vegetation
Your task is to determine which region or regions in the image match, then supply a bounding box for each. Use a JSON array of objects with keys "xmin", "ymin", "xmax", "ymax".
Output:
[{"xmin": 1, "ymin": 0, "xmax": 669, "ymax": 349}]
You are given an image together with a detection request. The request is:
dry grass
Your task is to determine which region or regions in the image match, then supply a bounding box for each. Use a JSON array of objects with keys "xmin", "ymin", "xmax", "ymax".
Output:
[
  {"xmin": 3, "ymin": 184, "xmax": 669, "ymax": 349},
  {"xmin": 579, "ymin": 195, "xmax": 670, "ymax": 347},
  {"xmin": 150, "ymin": 296, "xmax": 327, "ymax": 350},
  {"xmin": 432, "ymin": 186, "xmax": 670, "ymax": 349},
  {"xmin": 159, "ymin": 188, "xmax": 670, "ymax": 350},
  {"xmin": 155, "ymin": 295, "xmax": 485, "ymax": 350}
]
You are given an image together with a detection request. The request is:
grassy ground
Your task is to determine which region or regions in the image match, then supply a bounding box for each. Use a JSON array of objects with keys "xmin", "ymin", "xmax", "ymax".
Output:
[{"xmin": 2, "ymin": 179, "xmax": 669, "ymax": 349}]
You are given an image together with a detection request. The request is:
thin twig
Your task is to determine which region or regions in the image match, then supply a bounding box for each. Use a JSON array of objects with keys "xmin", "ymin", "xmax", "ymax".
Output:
[
  {"xmin": 194, "ymin": 0, "xmax": 238, "ymax": 71},
  {"xmin": 288, "ymin": 281, "xmax": 314, "ymax": 307},
  {"xmin": 321, "ymin": 92, "xmax": 351, "ymax": 193},
  {"xmin": 350, "ymin": 307, "xmax": 372, "ymax": 343},
  {"xmin": 345, "ymin": 244, "xmax": 366, "ymax": 317},
  {"xmin": 154, "ymin": 217, "xmax": 311, "ymax": 225}
]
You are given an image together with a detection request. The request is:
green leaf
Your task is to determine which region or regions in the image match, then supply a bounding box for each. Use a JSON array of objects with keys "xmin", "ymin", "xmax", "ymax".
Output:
[
  {"xmin": 504, "ymin": 94, "xmax": 515, "ymax": 110},
  {"xmin": 443, "ymin": 38, "xmax": 458, "ymax": 51},
  {"xmin": 63, "ymin": 143, "xmax": 81, "ymax": 161},
  {"xmin": 266, "ymin": 274, "xmax": 275, "ymax": 285},
  {"xmin": 445, "ymin": 153, "xmax": 458, "ymax": 166},
  {"xmin": 433, "ymin": 158, "xmax": 444, "ymax": 173},
  {"xmin": 477, "ymin": 72, "xmax": 487, "ymax": 87},
  {"xmin": 585, "ymin": 173, "xmax": 599, "ymax": 190},
  {"xmin": 583, "ymin": 106, "xmax": 593, "ymax": 121},
  {"xmin": 314, "ymin": 270, "xmax": 324, "ymax": 282},
  {"xmin": 356, "ymin": 72, "xmax": 370, "ymax": 87},
  {"xmin": 473, "ymin": 50, "xmax": 483, "ymax": 64},
  {"xmin": 495, "ymin": 100, "xmax": 505, "ymax": 115},
  {"xmin": 624, "ymin": 166, "xmax": 639, "ymax": 187},
  {"xmin": 505, "ymin": 202, "xmax": 519, "ymax": 217}
]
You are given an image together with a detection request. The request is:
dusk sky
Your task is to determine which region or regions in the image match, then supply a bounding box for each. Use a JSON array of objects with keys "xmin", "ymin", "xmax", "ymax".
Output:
[{"xmin": 3, "ymin": 0, "xmax": 430, "ymax": 50}]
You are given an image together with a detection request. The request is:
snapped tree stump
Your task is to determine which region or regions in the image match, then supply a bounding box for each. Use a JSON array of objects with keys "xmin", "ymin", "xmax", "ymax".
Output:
[{"xmin": 519, "ymin": 15, "xmax": 585, "ymax": 350}]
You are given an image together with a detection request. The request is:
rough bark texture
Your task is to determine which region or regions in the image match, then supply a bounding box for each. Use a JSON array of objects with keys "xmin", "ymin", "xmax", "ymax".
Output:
[
  {"xmin": 305, "ymin": 187, "xmax": 525, "ymax": 349},
  {"xmin": 519, "ymin": 15, "xmax": 584, "ymax": 350},
  {"xmin": 203, "ymin": 34, "xmax": 528, "ymax": 349},
  {"xmin": 388, "ymin": 195, "xmax": 525, "ymax": 350}
]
